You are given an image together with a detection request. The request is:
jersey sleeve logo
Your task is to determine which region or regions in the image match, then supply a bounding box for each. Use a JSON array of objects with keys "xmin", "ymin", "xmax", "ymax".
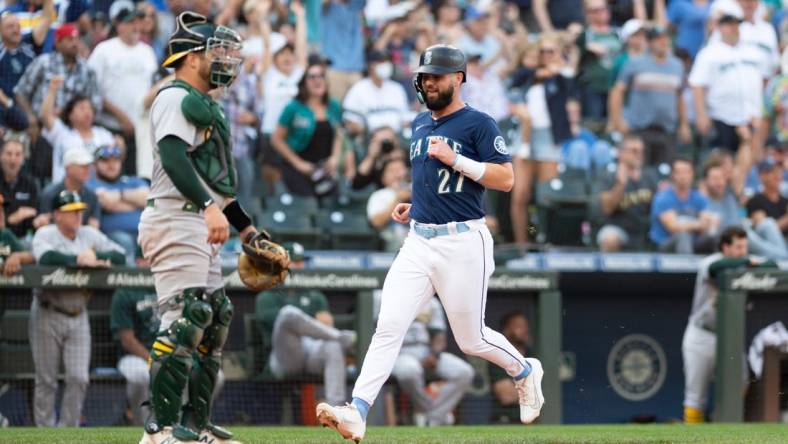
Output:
[{"xmin": 494, "ymin": 136, "xmax": 508, "ymax": 155}]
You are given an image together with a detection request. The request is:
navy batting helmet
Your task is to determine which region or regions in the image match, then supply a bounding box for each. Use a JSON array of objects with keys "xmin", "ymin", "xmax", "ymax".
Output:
[{"xmin": 413, "ymin": 44, "xmax": 467, "ymax": 104}]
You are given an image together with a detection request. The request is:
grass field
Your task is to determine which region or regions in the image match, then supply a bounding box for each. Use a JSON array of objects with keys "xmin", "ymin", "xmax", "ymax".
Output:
[{"xmin": 3, "ymin": 424, "xmax": 788, "ymax": 444}]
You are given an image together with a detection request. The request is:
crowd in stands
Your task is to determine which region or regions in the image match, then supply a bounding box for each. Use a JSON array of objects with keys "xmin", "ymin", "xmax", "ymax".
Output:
[{"xmin": 4, "ymin": 0, "xmax": 788, "ymax": 265}]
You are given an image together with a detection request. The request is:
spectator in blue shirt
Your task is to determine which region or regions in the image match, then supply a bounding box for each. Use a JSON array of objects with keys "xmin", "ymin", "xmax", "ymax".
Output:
[
  {"xmin": 320, "ymin": 0, "xmax": 366, "ymax": 100},
  {"xmin": 86, "ymin": 144, "xmax": 149, "ymax": 264},
  {"xmin": 650, "ymin": 157, "xmax": 718, "ymax": 254},
  {"xmin": 667, "ymin": 0, "xmax": 712, "ymax": 59}
]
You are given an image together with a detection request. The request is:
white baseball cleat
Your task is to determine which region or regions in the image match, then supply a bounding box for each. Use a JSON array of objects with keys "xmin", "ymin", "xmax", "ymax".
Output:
[
  {"xmin": 516, "ymin": 357, "xmax": 545, "ymax": 424},
  {"xmin": 138, "ymin": 427, "xmax": 181, "ymax": 444},
  {"xmin": 316, "ymin": 402, "xmax": 366, "ymax": 443}
]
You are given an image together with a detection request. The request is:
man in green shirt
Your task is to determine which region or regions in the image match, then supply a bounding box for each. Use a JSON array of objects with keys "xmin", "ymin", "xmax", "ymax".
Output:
[
  {"xmin": 255, "ymin": 242, "xmax": 355, "ymax": 405},
  {"xmin": 110, "ymin": 288, "xmax": 159, "ymax": 426},
  {"xmin": 0, "ymin": 193, "xmax": 34, "ymax": 275}
]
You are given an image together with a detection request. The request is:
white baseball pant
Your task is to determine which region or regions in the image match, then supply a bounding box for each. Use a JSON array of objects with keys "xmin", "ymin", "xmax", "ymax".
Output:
[
  {"xmin": 682, "ymin": 324, "xmax": 716, "ymax": 410},
  {"xmin": 352, "ymin": 220, "xmax": 527, "ymax": 405}
]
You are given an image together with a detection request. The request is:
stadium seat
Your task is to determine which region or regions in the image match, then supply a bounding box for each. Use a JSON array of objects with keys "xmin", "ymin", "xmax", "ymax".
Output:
[
  {"xmin": 315, "ymin": 210, "xmax": 380, "ymax": 250},
  {"xmin": 259, "ymin": 209, "xmax": 322, "ymax": 249},
  {"xmin": 535, "ymin": 167, "xmax": 590, "ymax": 246},
  {"xmin": 264, "ymin": 193, "xmax": 320, "ymax": 216}
]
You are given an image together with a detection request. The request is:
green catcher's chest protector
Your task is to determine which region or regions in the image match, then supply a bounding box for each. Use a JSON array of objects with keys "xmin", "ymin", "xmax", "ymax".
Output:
[{"xmin": 158, "ymin": 79, "xmax": 237, "ymax": 197}]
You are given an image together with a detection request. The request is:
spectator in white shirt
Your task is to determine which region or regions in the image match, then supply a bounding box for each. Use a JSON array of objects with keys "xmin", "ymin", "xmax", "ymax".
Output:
[
  {"xmin": 461, "ymin": 54, "xmax": 509, "ymax": 121},
  {"xmin": 710, "ymin": 0, "xmax": 778, "ymax": 77},
  {"xmin": 88, "ymin": 1, "xmax": 158, "ymax": 139},
  {"xmin": 40, "ymin": 76, "xmax": 114, "ymax": 184},
  {"xmin": 367, "ymin": 157, "xmax": 411, "ymax": 251},
  {"xmin": 342, "ymin": 49, "xmax": 410, "ymax": 136},
  {"xmin": 258, "ymin": 0, "xmax": 307, "ymax": 138},
  {"xmin": 690, "ymin": 5, "xmax": 764, "ymax": 152}
]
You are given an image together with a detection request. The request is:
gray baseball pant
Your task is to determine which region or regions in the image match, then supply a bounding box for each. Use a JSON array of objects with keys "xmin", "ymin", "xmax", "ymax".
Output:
[
  {"xmin": 392, "ymin": 345, "xmax": 474, "ymax": 424},
  {"xmin": 269, "ymin": 305, "xmax": 346, "ymax": 405},
  {"xmin": 29, "ymin": 300, "xmax": 90, "ymax": 427}
]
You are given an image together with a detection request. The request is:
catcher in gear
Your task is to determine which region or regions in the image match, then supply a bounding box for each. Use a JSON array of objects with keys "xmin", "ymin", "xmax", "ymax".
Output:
[{"xmin": 137, "ymin": 11, "xmax": 285, "ymax": 444}]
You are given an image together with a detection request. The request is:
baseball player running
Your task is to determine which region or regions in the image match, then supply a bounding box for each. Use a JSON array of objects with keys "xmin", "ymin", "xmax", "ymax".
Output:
[
  {"xmin": 316, "ymin": 45, "xmax": 544, "ymax": 442},
  {"xmin": 138, "ymin": 11, "xmax": 276, "ymax": 444},
  {"xmin": 682, "ymin": 225, "xmax": 776, "ymax": 423}
]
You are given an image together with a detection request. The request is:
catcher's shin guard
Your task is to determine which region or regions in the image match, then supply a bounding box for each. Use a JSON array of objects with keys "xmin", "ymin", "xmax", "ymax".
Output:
[
  {"xmin": 183, "ymin": 289, "xmax": 234, "ymax": 438},
  {"xmin": 147, "ymin": 288, "xmax": 213, "ymax": 438}
]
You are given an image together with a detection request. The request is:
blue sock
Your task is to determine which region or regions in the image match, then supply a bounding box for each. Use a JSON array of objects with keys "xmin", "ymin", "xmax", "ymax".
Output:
[
  {"xmin": 514, "ymin": 361, "xmax": 532, "ymax": 381},
  {"xmin": 351, "ymin": 397, "xmax": 369, "ymax": 421}
]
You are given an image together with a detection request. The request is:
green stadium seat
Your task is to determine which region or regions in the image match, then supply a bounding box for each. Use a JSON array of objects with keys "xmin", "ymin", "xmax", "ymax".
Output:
[
  {"xmin": 259, "ymin": 209, "xmax": 322, "ymax": 249},
  {"xmin": 264, "ymin": 193, "xmax": 320, "ymax": 216},
  {"xmin": 315, "ymin": 210, "xmax": 380, "ymax": 250}
]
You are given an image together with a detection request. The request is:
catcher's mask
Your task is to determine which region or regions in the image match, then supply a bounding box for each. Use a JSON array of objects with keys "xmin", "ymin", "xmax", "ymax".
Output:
[{"xmin": 163, "ymin": 11, "xmax": 243, "ymax": 88}]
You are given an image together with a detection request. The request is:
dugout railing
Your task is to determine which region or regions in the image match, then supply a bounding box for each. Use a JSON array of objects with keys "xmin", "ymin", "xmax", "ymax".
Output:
[
  {"xmin": 0, "ymin": 266, "xmax": 562, "ymax": 425},
  {"xmin": 716, "ymin": 269, "xmax": 788, "ymax": 423}
]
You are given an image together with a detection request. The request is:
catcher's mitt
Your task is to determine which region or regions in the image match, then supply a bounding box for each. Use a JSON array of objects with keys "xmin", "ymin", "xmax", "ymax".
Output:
[{"xmin": 238, "ymin": 231, "xmax": 291, "ymax": 291}]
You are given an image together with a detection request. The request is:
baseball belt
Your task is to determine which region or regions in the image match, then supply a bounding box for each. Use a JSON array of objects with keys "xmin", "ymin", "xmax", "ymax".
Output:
[
  {"xmin": 146, "ymin": 198, "xmax": 200, "ymax": 214},
  {"xmin": 39, "ymin": 300, "xmax": 84, "ymax": 317},
  {"xmin": 412, "ymin": 221, "xmax": 470, "ymax": 239}
]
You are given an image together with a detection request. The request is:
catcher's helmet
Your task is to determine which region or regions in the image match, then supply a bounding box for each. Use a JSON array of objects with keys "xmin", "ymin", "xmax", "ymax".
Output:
[
  {"xmin": 413, "ymin": 44, "xmax": 466, "ymax": 104},
  {"xmin": 162, "ymin": 11, "xmax": 243, "ymax": 87}
]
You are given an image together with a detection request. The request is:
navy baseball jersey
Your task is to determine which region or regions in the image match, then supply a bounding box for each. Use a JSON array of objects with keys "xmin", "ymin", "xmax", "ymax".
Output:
[{"xmin": 408, "ymin": 105, "xmax": 511, "ymax": 224}]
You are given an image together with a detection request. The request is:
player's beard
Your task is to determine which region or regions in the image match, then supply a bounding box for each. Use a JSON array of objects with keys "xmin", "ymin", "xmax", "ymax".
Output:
[{"xmin": 425, "ymin": 84, "xmax": 454, "ymax": 111}]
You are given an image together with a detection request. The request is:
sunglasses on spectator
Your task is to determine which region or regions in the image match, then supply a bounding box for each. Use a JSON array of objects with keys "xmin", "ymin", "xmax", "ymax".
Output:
[
  {"xmin": 540, "ymin": 48, "xmax": 557, "ymax": 54},
  {"xmin": 306, "ymin": 72, "xmax": 325, "ymax": 80},
  {"xmin": 95, "ymin": 146, "xmax": 122, "ymax": 159},
  {"xmin": 586, "ymin": 7, "xmax": 608, "ymax": 13}
]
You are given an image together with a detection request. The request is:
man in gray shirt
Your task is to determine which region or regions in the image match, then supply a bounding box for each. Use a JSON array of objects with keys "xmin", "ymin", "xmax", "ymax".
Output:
[
  {"xmin": 702, "ymin": 152, "xmax": 788, "ymax": 260},
  {"xmin": 608, "ymin": 26, "xmax": 691, "ymax": 165},
  {"xmin": 29, "ymin": 190, "xmax": 125, "ymax": 427}
]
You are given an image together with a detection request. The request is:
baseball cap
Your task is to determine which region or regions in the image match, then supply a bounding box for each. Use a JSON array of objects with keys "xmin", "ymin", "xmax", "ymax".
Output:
[
  {"xmin": 620, "ymin": 19, "xmax": 645, "ymax": 42},
  {"xmin": 283, "ymin": 242, "xmax": 308, "ymax": 261},
  {"xmin": 55, "ymin": 23, "xmax": 79, "ymax": 42},
  {"xmin": 94, "ymin": 145, "xmax": 123, "ymax": 159},
  {"xmin": 647, "ymin": 25, "xmax": 669, "ymax": 40},
  {"xmin": 307, "ymin": 53, "xmax": 332, "ymax": 66},
  {"xmin": 109, "ymin": 0, "xmax": 144, "ymax": 23},
  {"xmin": 464, "ymin": 6, "xmax": 488, "ymax": 22},
  {"xmin": 757, "ymin": 158, "xmax": 779, "ymax": 174},
  {"xmin": 367, "ymin": 49, "xmax": 389, "ymax": 64},
  {"xmin": 53, "ymin": 190, "xmax": 88, "ymax": 212},
  {"xmin": 713, "ymin": 0, "xmax": 744, "ymax": 23},
  {"xmin": 63, "ymin": 148, "xmax": 94, "ymax": 167}
]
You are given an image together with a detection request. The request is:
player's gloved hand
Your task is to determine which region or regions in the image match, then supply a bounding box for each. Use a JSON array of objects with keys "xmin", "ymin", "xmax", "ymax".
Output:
[
  {"xmin": 205, "ymin": 203, "xmax": 230, "ymax": 244},
  {"xmin": 238, "ymin": 230, "xmax": 291, "ymax": 291}
]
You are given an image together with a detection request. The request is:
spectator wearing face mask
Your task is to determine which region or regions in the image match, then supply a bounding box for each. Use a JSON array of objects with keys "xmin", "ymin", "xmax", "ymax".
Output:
[{"xmin": 343, "ymin": 50, "xmax": 410, "ymax": 137}]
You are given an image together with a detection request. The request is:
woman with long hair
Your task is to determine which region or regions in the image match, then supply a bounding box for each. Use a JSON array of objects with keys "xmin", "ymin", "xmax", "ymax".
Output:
[
  {"xmin": 41, "ymin": 76, "xmax": 114, "ymax": 183},
  {"xmin": 270, "ymin": 61, "xmax": 350, "ymax": 196},
  {"xmin": 509, "ymin": 33, "xmax": 578, "ymax": 243}
]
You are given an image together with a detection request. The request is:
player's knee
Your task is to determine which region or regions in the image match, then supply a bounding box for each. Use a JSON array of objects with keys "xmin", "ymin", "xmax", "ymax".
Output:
[
  {"xmin": 208, "ymin": 289, "xmax": 233, "ymax": 326},
  {"xmin": 395, "ymin": 358, "xmax": 424, "ymax": 382},
  {"xmin": 65, "ymin": 371, "xmax": 89, "ymax": 389},
  {"xmin": 456, "ymin": 361, "xmax": 475, "ymax": 385},
  {"xmin": 182, "ymin": 288, "xmax": 213, "ymax": 328},
  {"xmin": 278, "ymin": 305, "xmax": 306, "ymax": 323}
]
